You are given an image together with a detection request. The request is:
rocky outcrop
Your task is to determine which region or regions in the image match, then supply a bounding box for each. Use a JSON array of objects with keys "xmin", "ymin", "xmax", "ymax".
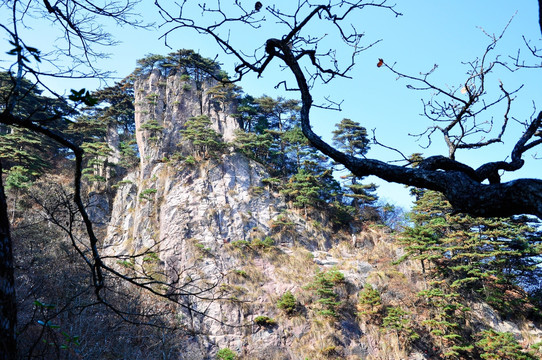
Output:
[
  {"xmin": 105, "ymin": 69, "xmax": 367, "ymax": 358},
  {"xmin": 103, "ymin": 69, "xmax": 542, "ymax": 359},
  {"xmin": 133, "ymin": 69, "xmax": 239, "ymax": 177}
]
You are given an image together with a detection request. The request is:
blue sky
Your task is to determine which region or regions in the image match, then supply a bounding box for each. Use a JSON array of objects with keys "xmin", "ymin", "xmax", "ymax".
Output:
[{"xmin": 2, "ymin": 1, "xmax": 541, "ymax": 209}]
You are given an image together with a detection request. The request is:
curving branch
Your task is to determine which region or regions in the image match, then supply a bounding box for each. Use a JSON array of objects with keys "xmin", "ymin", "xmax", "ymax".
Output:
[{"xmin": 157, "ymin": 1, "xmax": 542, "ymax": 219}]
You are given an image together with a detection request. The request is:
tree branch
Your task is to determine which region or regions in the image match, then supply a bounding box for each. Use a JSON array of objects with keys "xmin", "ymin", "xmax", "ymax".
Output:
[{"xmin": 157, "ymin": 2, "xmax": 542, "ymax": 218}]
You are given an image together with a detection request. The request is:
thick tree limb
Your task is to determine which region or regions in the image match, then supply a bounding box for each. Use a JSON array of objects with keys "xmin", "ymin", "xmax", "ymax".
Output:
[
  {"xmin": 157, "ymin": 1, "xmax": 542, "ymax": 218},
  {"xmin": 0, "ymin": 162, "xmax": 16, "ymax": 360},
  {"xmin": 263, "ymin": 36, "xmax": 542, "ymax": 219}
]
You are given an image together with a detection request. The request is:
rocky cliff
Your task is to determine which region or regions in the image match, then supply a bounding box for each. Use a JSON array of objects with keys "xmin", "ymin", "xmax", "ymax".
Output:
[
  {"xmin": 102, "ymin": 69, "xmax": 542, "ymax": 360},
  {"xmin": 103, "ymin": 69, "xmax": 378, "ymax": 358}
]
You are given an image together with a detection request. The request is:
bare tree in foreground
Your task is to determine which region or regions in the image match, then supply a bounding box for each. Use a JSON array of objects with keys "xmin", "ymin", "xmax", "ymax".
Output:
[
  {"xmin": 155, "ymin": 0, "xmax": 542, "ymax": 219},
  {"xmin": 0, "ymin": 1, "xmax": 226, "ymax": 358}
]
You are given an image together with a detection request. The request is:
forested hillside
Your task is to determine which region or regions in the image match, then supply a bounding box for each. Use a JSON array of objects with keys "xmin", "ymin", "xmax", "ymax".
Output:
[{"xmin": 2, "ymin": 51, "xmax": 541, "ymax": 359}]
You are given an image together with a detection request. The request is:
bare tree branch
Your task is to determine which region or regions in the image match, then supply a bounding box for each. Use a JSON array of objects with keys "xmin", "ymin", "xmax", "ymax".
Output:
[{"xmin": 157, "ymin": 1, "xmax": 542, "ymax": 219}]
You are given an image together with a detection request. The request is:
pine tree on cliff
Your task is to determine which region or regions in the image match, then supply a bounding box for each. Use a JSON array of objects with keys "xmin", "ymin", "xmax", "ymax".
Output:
[
  {"xmin": 398, "ymin": 190, "xmax": 542, "ymax": 357},
  {"xmin": 400, "ymin": 190, "xmax": 542, "ymax": 315},
  {"xmin": 332, "ymin": 118, "xmax": 378, "ymax": 215},
  {"xmin": 256, "ymin": 96, "xmax": 300, "ymax": 177},
  {"xmin": 67, "ymin": 80, "xmax": 137, "ymax": 184},
  {"xmin": 180, "ymin": 115, "xmax": 225, "ymax": 159}
]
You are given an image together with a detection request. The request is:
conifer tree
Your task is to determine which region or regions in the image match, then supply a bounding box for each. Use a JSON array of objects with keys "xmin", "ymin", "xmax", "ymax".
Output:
[
  {"xmin": 256, "ymin": 96, "xmax": 300, "ymax": 133},
  {"xmin": 68, "ymin": 80, "xmax": 137, "ymax": 186},
  {"xmin": 233, "ymin": 130, "xmax": 273, "ymax": 161},
  {"xmin": 180, "ymin": 115, "xmax": 224, "ymax": 158},
  {"xmin": 133, "ymin": 50, "xmax": 223, "ymax": 83},
  {"xmin": 256, "ymin": 96, "xmax": 300, "ymax": 176},
  {"xmin": 282, "ymin": 126, "xmax": 311, "ymax": 171},
  {"xmin": 400, "ymin": 190, "xmax": 542, "ymax": 314},
  {"xmin": 0, "ymin": 72, "xmax": 70, "ymax": 175},
  {"xmin": 332, "ymin": 118, "xmax": 378, "ymax": 214},
  {"xmin": 162, "ymin": 49, "xmax": 223, "ymax": 85},
  {"xmin": 398, "ymin": 190, "xmax": 542, "ymax": 357},
  {"xmin": 92, "ymin": 80, "xmax": 137, "ymax": 170},
  {"xmin": 0, "ymin": 128, "xmax": 49, "ymax": 176},
  {"xmin": 0, "ymin": 73, "xmax": 74, "ymax": 220},
  {"xmin": 208, "ymin": 82, "xmax": 242, "ymax": 112},
  {"xmin": 234, "ymin": 95, "xmax": 260, "ymax": 132},
  {"xmin": 331, "ymin": 118, "xmax": 370, "ymax": 157},
  {"xmin": 280, "ymin": 168, "xmax": 322, "ymax": 213}
]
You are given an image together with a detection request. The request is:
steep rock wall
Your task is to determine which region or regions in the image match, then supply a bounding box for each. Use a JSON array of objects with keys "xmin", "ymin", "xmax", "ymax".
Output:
[
  {"xmin": 104, "ymin": 70, "xmax": 369, "ymax": 358},
  {"xmin": 134, "ymin": 69, "xmax": 239, "ymax": 177},
  {"xmin": 103, "ymin": 70, "xmax": 542, "ymax": 359}
]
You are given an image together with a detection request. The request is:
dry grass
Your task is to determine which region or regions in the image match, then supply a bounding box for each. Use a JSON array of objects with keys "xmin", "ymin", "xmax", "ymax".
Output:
[
  {"xmin": 272, "ymin": 247, "xmax": 318, "ymax": 284},
  {"xmin": 290, "ymin": 317, "xmax": 343, "ymax": 359}
]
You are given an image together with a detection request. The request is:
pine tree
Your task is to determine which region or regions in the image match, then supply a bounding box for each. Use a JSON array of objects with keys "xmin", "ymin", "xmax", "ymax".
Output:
[
  {"xmin": 133, "ymin": 50, "xmax": 222, "ymax": 83},
  {"xmin": 332, "ymin": 118, "xmax": 378, "ymax": 215},
  {"xmin": 234, "ymin": 95, "xmax": 260, "ymax": 132},
  {"xmin": 398, "ymin": 190, "xmax": 542, "ymax": 357},
  {"xmin": 400, "ymin": 190, "xmax": 542, "ymax": 315},
  {"xmin": 256, "ymin": 96, "xmax": 300, "ymax": 176},
  {"xmin": 256, "ymin": 96, "xmax": 300, "ymax": 133},
  {"xmin": 280, "ymin": 168, "xmax": 322, "ymax": 212},
  {"xmin": 180, "ymin": 115, "xmax": 225, "ymax": 158},
  {"xmin": 233, "ymin": 130, "xmax": 273, "ymax": 161},
  {"xmin": 67, "ymin": 79, "xmax": 137, "ymax": 186},
  {"xmin": 331, "ymin": 118, "xmax": 370, "ymax": 157},
  {"xmin": 208, "ymin": 82, "xmax": 242, "ymax": 112},
  {"xmin": 282, "ymin": 126, "xmax": 311, "ymax": 173},
  {"xmin": 0, "ymin": 72, "xmax": 70, "ymax": 174}
]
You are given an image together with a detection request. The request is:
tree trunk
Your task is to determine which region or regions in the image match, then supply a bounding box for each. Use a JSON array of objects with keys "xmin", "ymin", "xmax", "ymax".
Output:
[{"xmin": 0, "ymin": 161, "xmax": 17, "ymax": 359}]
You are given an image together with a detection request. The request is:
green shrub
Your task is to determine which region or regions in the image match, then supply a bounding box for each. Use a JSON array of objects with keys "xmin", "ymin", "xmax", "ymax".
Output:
[
  {"xmin": 230, "ymin": 240, "xmax": 251, "ymax": 250},
  {"xmin": 116, "ymin": 259, "xmax": 134, "ymax": 268},
  {"xmin": 382, "ymin": 306, "xmax": 408, "ymax": 331},
  {"xmin": 476, "ymin": 330, "xmax": 538, "ymax": 360},
  {"xmin": 194, "ymin": 242, "xmax": 212, "ymax": 254},
  {"xmin": 216, "ymin": 348, "xmax": 237, "ymax": 360},
  {"xmin": 233, "ymin": 269, "xmax": 248, "ymax": 278},
  {"xmin": 140, "ymin": 120, "xmax": 163, "ymax": 131},
  {"xmin": 357, "ymin": 283, "xmax": 382, "ymax": 319},
  {"xmin": 112, "ymin": 179, "xmax": 133, "ymax": 189},
  {"xmin": 142, "ymin": 252, "xmax": 159, "ymax": 263},
  {"xmin": 277, "ymin": 291, "xmax": 297, "ymax": 314},
  {"xmin": 184, "ymin": 155, "xmax": 197, "ymax": 165},
  {"xmin": 254, "ymin": 315, "xmax": 276, "ymax": 326},
  {"xmin": 252, "ymin": 236, "xmax": 274, "ymax": 249},
  {"xmin": 139, "ymin": 188, "xmax": 157, "ymax": 201},
  {"xmin": 380, "ymin": 306, "xmax": 420, "ymax": 343},
  {"xmin": 304, "ymin": 268, "xmax": 345, "ymax": 317}
]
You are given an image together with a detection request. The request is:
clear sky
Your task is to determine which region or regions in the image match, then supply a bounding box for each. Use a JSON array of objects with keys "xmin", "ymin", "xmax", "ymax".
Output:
[{"xmin": 2, "ymin": 1, "xmax": 541, "ymax": 209}]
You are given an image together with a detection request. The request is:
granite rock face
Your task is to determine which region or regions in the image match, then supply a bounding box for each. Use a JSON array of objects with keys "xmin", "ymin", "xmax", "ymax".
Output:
[
  {"xmin": 104, "ymin": 70, "xmax": 369, "ymax": 358},
  {"xmin": 133, "ymin": 69, "xmax": 239, "ymax": 177},
  {"xmin": 103, "ymin": 70, "xmax": 540, "ymax": 359}
]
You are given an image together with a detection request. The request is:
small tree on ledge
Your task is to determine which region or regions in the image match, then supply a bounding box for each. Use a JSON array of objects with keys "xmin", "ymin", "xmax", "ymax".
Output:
[{"xmin": 180, "ymin": 115, "xmax": 225, "ymax": 159}]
